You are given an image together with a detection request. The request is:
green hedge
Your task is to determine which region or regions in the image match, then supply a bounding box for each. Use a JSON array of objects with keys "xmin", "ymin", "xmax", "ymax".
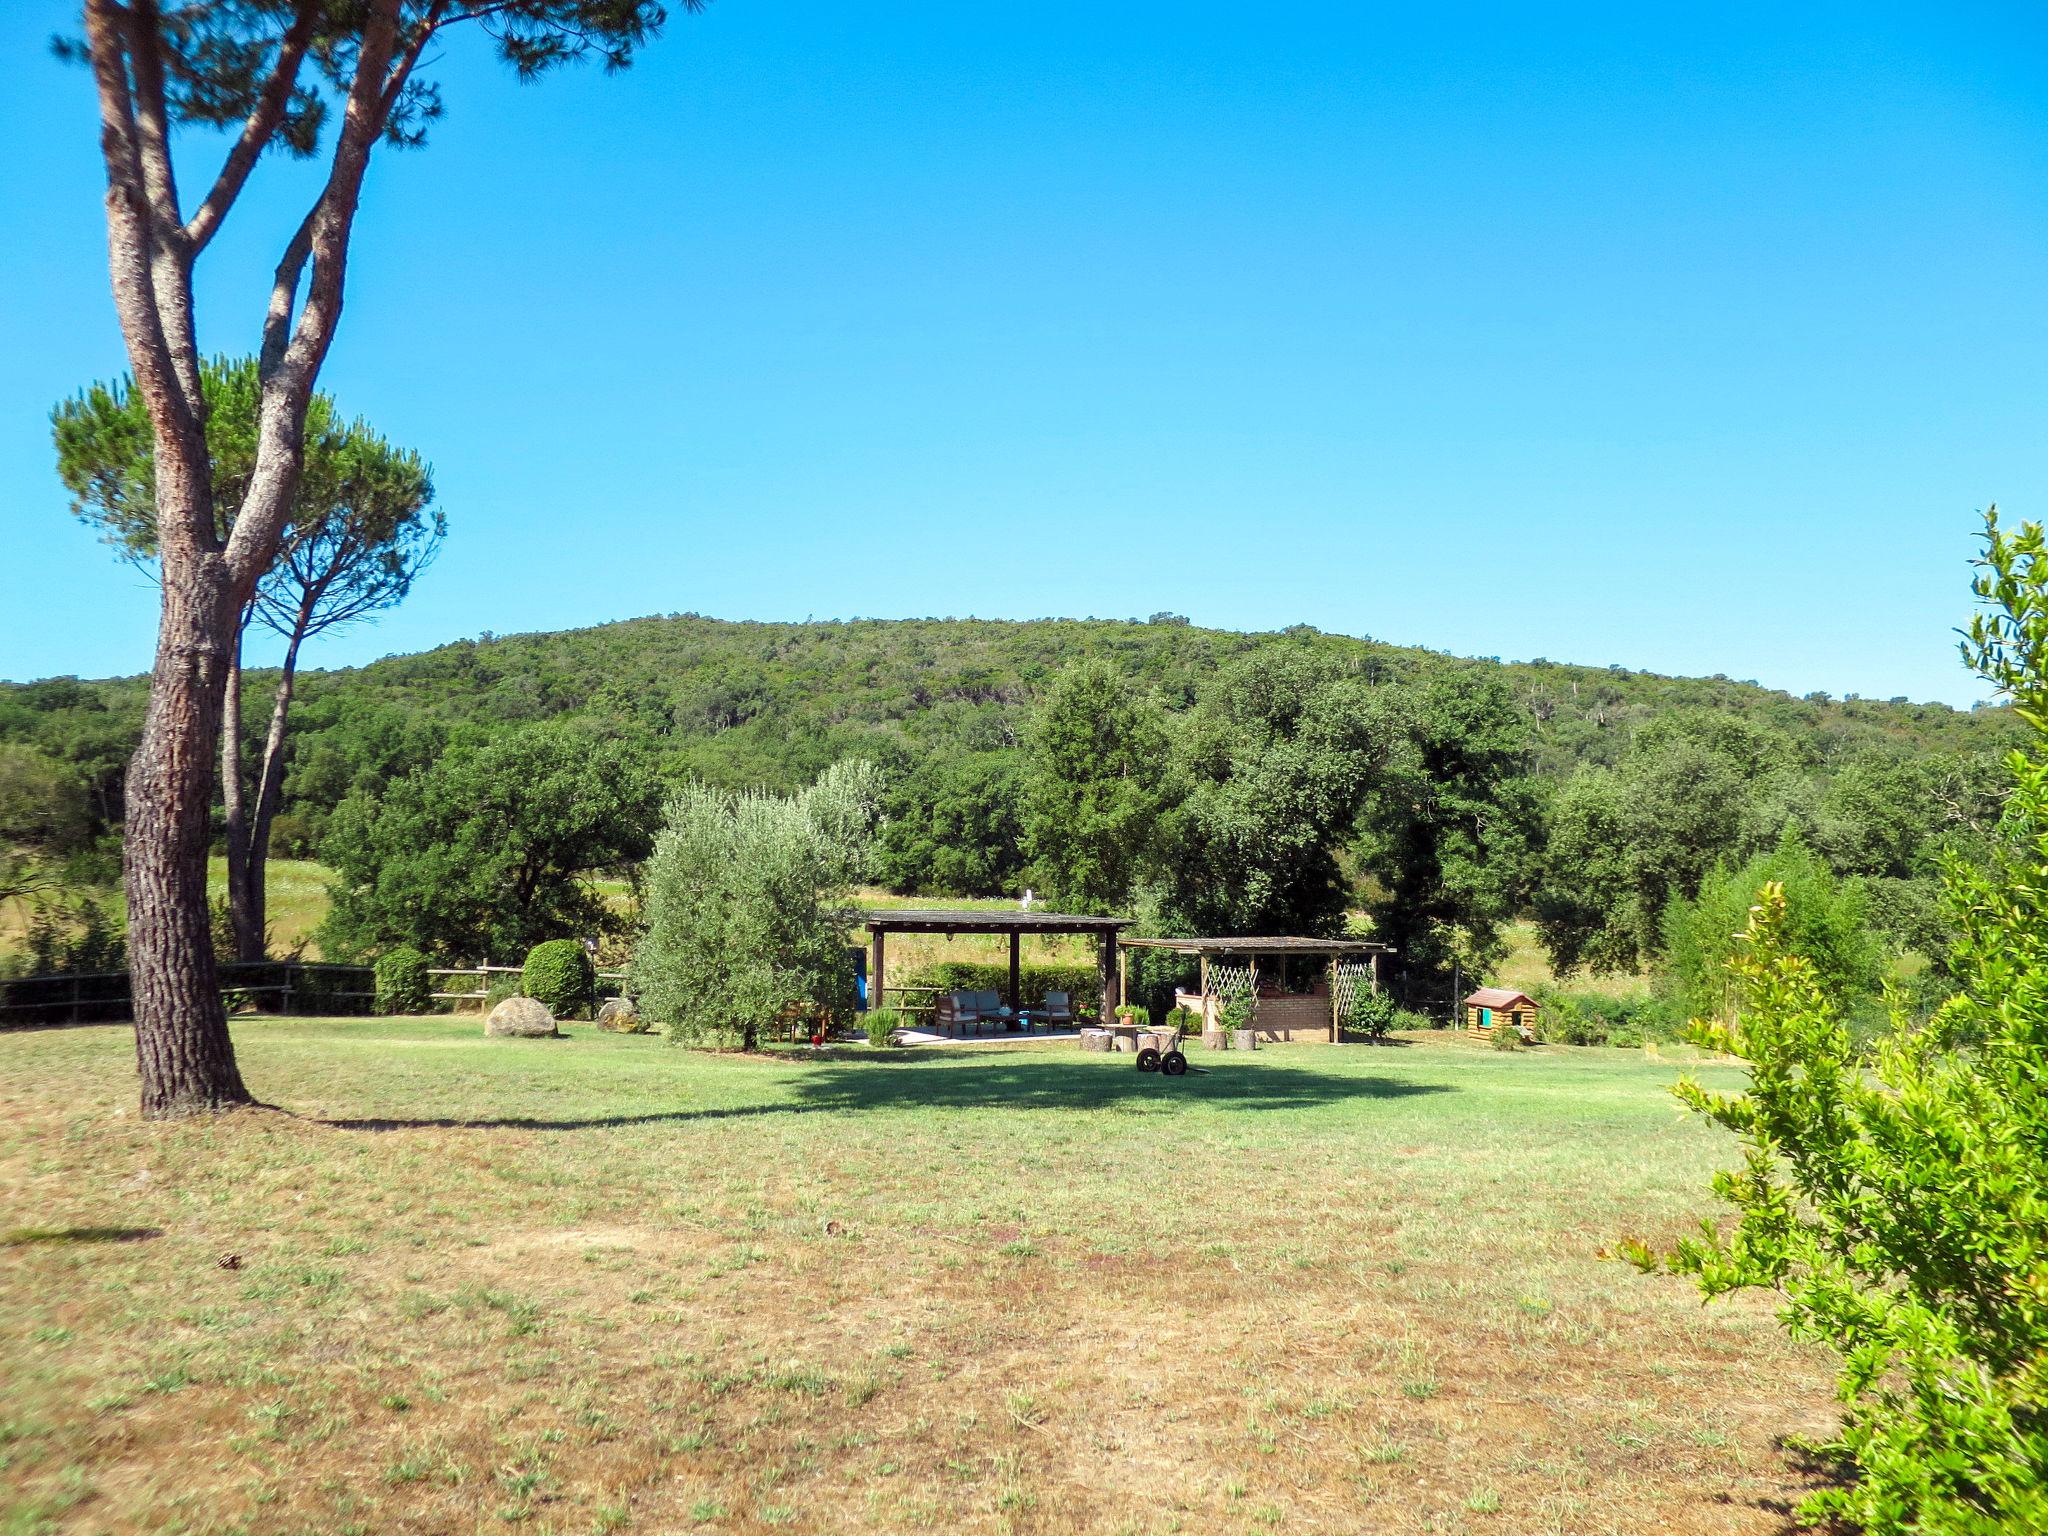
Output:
[
  {"xmin": 522, "ymin": 940, "xmax": 596, "ymax": 1020},
  {"xmin": 373, "ymin": 946, "xmax": 432, "ymax": 1015},
  {"xmin": 897, "ymin": 961, "xmax": 1102, "ymax": 1015}
]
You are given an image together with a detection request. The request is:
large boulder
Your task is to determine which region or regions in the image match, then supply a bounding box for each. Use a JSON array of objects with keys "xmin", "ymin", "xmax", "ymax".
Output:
[
  {"xmin": 595, "ymin": 997, "xmax": 645, "ymax": 1033},
  {"xmin": 486, "ymin": 996, "xmax": 559, "ymax": 1038}
]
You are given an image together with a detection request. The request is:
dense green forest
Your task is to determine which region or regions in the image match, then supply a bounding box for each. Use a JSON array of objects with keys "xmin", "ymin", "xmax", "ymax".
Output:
[{"xmin": 0, "ymin": 612, "xmax": 2019, "ymax": 1010}]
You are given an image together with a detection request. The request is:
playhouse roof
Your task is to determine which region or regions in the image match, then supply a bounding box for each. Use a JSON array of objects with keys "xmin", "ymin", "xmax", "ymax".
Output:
[{"xmin": 1464, "ymin": 988, "xmax": 1537, "ymax": 1010}]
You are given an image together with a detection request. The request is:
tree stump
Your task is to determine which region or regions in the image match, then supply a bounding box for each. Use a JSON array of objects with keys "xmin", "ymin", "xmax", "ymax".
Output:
[
  {"xmin": 1202, "ymin": 1028, "xmax": 1228, "ymax": 1051},
  {"xmin": 1079, "ymin": 1028, "xmax": 1112, "ymax": 1052}
]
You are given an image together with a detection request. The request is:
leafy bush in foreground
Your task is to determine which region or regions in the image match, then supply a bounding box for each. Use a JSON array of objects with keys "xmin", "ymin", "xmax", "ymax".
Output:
[
  {"xmin": 1628, "ymin": 510, "xmax": 2048, "ymax": 1533},
  {"xmin": 522, "ymin": 940, "xmax": 596, "ymax": 1020}
]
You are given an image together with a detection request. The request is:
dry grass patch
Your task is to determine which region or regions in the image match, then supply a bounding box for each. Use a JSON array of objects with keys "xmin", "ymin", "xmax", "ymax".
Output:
[{"xmin": 0, "ymin": 1021, "xmax": 1834, "ymax": 1533}]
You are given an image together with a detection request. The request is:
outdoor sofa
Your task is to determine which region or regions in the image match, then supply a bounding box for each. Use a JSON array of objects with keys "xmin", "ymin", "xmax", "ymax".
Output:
[{"xmin": 933, "ymin": 989, "xmax": 1080, "ymax": 1035}]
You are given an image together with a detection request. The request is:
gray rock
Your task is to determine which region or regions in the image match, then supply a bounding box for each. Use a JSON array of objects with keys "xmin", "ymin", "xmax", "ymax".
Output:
[
  {"xmin": 595, "ymin": 997, "xmax": 644, "ymax": 1033},
  {"xmin": 486, "ymin": 996, "xmax": 559, "ymax": 1038}
]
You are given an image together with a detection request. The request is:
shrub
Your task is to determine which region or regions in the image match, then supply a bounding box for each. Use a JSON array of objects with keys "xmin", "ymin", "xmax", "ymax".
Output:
[
  {"xmin": 1488, "ymin": 1014, "xmax": 1521, "ymax": 1051},
  {"xmin": 3, "ymin": 894, "xmax": 125, "ymax": 978},
  {"xmin": 1531, "ymin": 986, "xmax": 1680, "ymax": 1047},
  {"xmin": 865, "ymin": 1007, "xmax": 905, "ymax": 1048},
  {"xmin": 373, "ymin": 946, "xmax": 432, "ymax": 1015},
  {"xmin": 1346, "ymin": 989, "xmax": 1397, "ymax": 1041},
  {"xmin": 1114, "ymin": 1003, "xmax": 1151, "ymax": 1028},
  {"xmin": 523, "ymin": 939, "xmax": 596, "ymax": 1020},
  {"xmin": 1218, "ymin": 998, "xmax": 1255, "ymax": 1034},
  {"xmin": 1626, "ymin": 512, "xmax": 2048, "ymax": 1534},
  {"xmin": 1163, "ymin": 1004, "xmax": 1201, "ymax": 1037}
]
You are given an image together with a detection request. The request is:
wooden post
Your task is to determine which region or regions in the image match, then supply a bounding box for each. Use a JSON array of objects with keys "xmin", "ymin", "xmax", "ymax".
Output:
[
  {"xmin": 1007, "ymin": 929, "xmax": 1021, "ymax": 1014},
  {"xmin": 871, "ymin": 927, "xmax": 886, "ymax": 1014},
  {"xmin": 1098, "ymin": 932, "xmax": 1119, "ymax": 1023},
  {"xmin": 1199, "ymin": 953, "xmax": 1210, "ymax": 1029},
  {"xmin": 1329, "ymin": 956, "xmax": 1340, "ymax": 1043}
]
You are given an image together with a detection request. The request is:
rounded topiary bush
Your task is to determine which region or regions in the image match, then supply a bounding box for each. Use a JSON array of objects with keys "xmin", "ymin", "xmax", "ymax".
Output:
[
  {"xmin": 522, "ymin": 939, "xmax": 596, "ymax": 1020},
  {"xmin": 374, "ymin": 946, "xmax": 432, "ymax": 1015}
]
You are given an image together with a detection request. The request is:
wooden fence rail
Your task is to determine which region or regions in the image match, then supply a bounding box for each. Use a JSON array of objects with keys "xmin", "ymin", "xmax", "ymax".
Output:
[
  {"xmin": 428, "ymin": 965, "xmax": 630, "ymax": 1008},
  {"xmin": 1, "ymin": 960, "xmax": 629, "ymax": 1027},
  {"xmin": 0, "ymin": 961, "xmax": 376, "ymax": 1027}
]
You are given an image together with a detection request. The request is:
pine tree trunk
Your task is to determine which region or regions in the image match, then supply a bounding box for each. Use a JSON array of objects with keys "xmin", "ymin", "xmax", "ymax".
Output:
[
  {"xmin": 245, "ymin": 628, "xmax": 305, "ymax": 953},
  {"xmin": 221, "ymin": 626, "xmax": 266, "ymax": 963},
  {"xmin": 126, "ymin": 550, "xmax": 253, "ymax": 1119}
]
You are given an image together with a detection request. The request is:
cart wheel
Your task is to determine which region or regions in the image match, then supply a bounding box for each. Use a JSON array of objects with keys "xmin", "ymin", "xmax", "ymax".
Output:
[
  {"xmin": 1135, "ymin": 1047, "xmax": 1161, "ymax": 1073},
  {"xmin": 1161, "ymin": 1050, "xmax": 1188, "ymax": 1076}
]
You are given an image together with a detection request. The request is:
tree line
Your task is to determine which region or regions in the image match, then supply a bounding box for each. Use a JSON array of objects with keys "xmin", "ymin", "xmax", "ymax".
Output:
[{"xmin": 3, "ymin": 606, "xmax": 2013, "ymax": 1019}]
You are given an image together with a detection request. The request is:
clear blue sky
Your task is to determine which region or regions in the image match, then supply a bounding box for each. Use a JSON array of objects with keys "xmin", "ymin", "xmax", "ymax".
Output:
[{"xmin": 4, "ymin": 2, "xmax": 2046, "ymax": 706}]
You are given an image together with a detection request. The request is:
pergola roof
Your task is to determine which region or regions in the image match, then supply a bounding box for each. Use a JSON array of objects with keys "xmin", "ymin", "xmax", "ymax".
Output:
[
  {"xmin": 858, "ymin": 908, "xmax": 1130, "ymax": 935},
  {"xmin": 1118, "ymin": 936, "xmax": 1393, "ymax": 956}
]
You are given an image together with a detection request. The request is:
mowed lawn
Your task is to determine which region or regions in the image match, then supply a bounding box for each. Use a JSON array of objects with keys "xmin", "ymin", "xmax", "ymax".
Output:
[{"xmin": 0, "ymin": 1024, "xmax": 1835, "ymax": 1536}]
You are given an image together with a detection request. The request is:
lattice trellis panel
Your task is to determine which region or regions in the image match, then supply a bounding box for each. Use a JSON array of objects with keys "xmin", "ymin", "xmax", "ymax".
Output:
[
  {"xmin": 1332, "ymin": 960, "xmax": 1376, "ymax": 1020},
  {"xmin": 1206, "ymin": 962, "xmax": 1257, "ymax": 1004},
  {"xmin": 1204, "ymin": 961, "xmax": 1259, "ymax": 1025}
]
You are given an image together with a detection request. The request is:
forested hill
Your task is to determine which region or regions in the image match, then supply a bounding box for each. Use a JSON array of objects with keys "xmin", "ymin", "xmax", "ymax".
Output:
[
  {"xmin": 300, "ymin": 613, "xmax": 2016, "ymax": 774},
  {"xmin": 3, "ymin": 611, "xmax": 2016, "ymax": 824}
]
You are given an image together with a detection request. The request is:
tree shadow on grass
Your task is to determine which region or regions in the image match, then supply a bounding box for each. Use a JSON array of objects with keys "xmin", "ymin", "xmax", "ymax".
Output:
[
  {"xmin": 3, "ymin": 1226, "xmax": 162, "ymax": 1246},
  {"xmin": 321, "ymin": 1053, "xmax": 1452, "ymax": 1133}
]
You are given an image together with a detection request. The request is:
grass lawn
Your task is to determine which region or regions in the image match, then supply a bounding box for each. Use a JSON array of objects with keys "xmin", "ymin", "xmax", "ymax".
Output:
[{"xmin": 0, "ymin": 1023, "xmax": 1835, "ymax": 1535}]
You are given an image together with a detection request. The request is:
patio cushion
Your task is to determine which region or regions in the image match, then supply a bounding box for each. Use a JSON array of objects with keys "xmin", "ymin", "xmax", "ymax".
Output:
[{"xmin": 974, "ymin": 991, "xmax": 1003, "ymax": 1013}]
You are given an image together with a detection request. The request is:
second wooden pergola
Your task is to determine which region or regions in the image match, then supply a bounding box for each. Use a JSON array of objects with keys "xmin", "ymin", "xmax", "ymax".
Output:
[{"xmin": 1118, "ymin": 935, "xmax": 1392, "ymax": 1043}]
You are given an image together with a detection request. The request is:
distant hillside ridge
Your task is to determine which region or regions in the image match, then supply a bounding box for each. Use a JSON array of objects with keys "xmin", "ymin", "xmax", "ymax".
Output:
[{"xmin": 0, "ymin": 612, "xmax": 2016, "ymax": 846}]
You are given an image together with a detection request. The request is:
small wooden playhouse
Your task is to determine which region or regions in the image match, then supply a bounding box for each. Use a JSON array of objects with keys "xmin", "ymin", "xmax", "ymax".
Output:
[{"xmin": 1463, "ymin": 987, "xmax": 1539, "ymax": 1042}]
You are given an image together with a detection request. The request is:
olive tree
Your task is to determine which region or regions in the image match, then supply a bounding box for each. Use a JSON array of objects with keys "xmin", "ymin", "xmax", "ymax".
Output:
[
  {"xmin": 635, "ymin": 761, "xmax": 882, "ymax": 1050},
  {"xmin": 65, "ymin": 0, "xmax": 688, "ymax": 1116}
]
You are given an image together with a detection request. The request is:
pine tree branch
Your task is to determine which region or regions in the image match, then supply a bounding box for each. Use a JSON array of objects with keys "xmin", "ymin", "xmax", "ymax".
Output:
[{"xmin": 180, "ymin": 3, "xmax": 319, "ymax": 256}]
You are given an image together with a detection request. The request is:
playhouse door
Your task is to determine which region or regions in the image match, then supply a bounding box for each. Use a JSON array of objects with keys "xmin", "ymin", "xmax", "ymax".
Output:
[{"xmin": 1479, "ymin": 1007, "xmax": 1492, "ymax": 1029}]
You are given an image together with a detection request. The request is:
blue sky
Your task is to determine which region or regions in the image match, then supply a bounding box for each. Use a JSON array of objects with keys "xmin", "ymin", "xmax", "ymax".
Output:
[{"xmin": 4, "ymin": 2, "xmax": 2046, "ymax": 705}]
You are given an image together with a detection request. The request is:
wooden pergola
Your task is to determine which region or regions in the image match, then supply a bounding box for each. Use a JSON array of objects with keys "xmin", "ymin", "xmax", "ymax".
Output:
[
  {"xmin": 859, "ymin": 909, "xmax": 1131, "ymax": 1020},
  {"xmin": 1118, "ymin": 935, "xmax": 1393, "ymax": 1043}
]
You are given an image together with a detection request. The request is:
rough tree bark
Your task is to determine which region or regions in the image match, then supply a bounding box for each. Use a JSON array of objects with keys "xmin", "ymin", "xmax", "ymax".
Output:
[
  {"xmin": 80, "ymin": 0, "xmax": 667, "ymax": 1115},
  {"xmin": 85, "ymin": 0, "xmax": 410, "ymax": 1116}
]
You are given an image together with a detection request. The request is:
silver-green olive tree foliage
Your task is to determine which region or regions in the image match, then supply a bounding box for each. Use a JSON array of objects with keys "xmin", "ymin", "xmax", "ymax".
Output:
[
  {"xmin": 53, "ymin": 356, "xmax": 442, "ymax": 964},
  {"xmin": 635, "ymin": 761, "xmax": 882, "ymax": 1051},
  {"xmin": 1628, "ymin": 509, "xmax": 2048, "ymax": 1533},
  {"xmin": 62, "ymin": 0, "xmax": 685, "ymax": 1116}
]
